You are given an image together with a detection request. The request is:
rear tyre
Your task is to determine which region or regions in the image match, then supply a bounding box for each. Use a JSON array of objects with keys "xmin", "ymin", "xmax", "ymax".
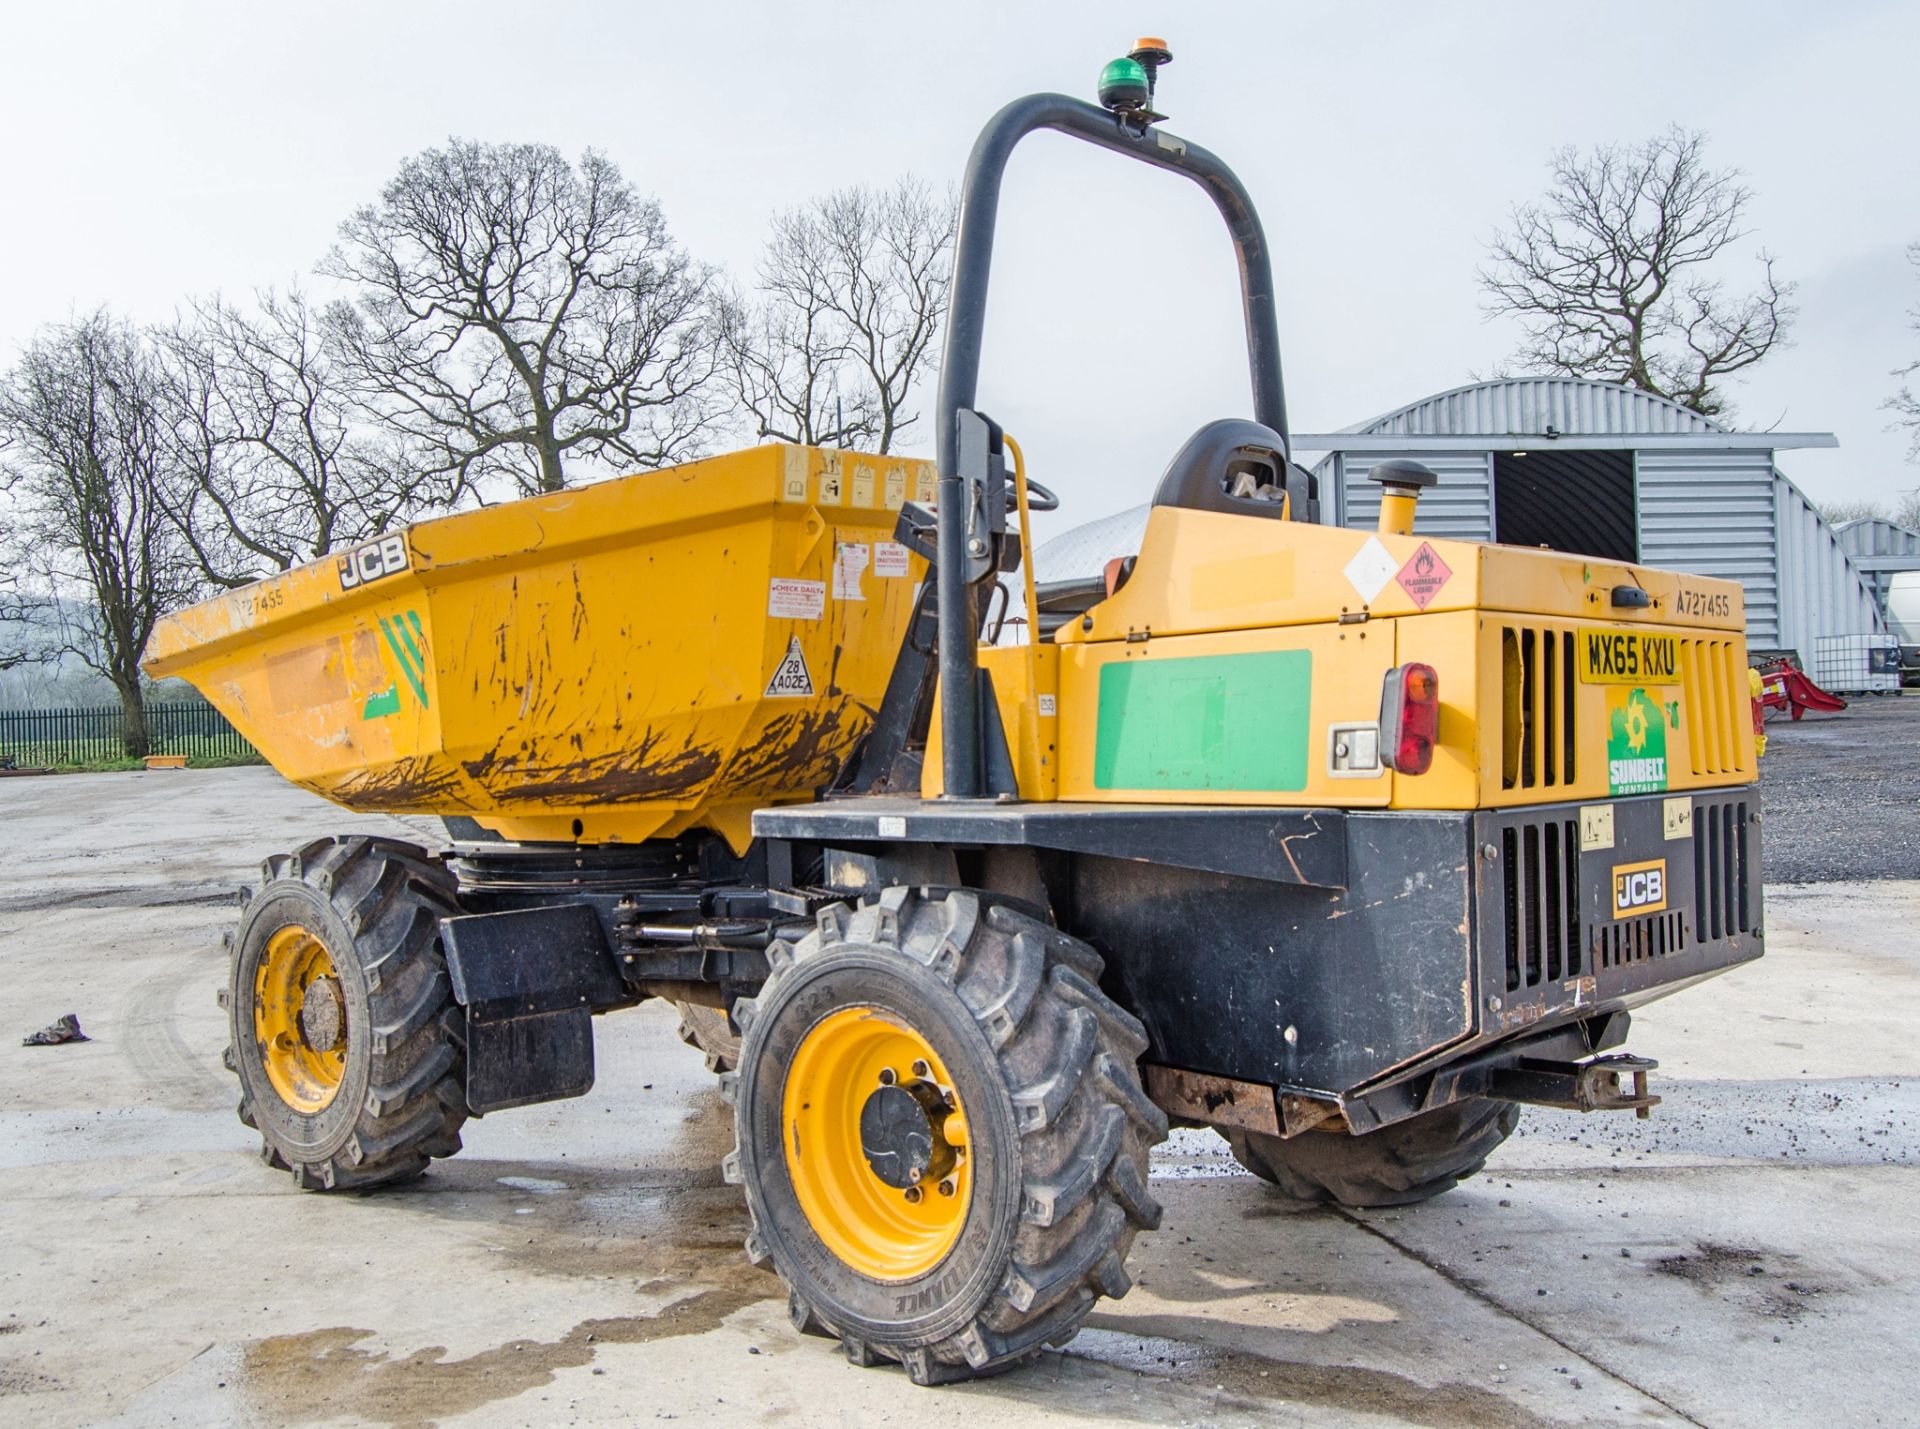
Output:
[
  {"xmin": 723, "ymin": 887, "xmax": 1167, "ymax": 1384},
  {"xmin": 226, "ymin": 835, "xmax": 468, "ymax": 1191},
  {"xmin": 1224, "ymin": 1098, "xmax": 1519, "ymax": 1209},
  {"xmin": 675, "ymin": 1001, "xmax": 741, "ymax": 1073}
]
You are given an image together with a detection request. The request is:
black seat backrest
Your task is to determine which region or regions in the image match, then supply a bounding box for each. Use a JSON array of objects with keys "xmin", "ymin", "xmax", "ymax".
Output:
[{"xmin": 1150, "ymin": 418, "xmax": 1295, "ymax": 520}]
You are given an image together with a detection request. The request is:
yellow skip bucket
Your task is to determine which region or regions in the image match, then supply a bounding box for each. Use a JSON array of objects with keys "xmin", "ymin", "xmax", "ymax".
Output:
[{"xmin": 144, "ymin": 445, "xmax": 930, "ymax": 849}]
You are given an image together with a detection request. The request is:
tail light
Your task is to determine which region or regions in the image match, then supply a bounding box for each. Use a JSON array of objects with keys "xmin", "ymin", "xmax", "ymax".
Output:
[{"xmin": 1380, "ymin": 663, "xmax": 1439, "ymax": 774}]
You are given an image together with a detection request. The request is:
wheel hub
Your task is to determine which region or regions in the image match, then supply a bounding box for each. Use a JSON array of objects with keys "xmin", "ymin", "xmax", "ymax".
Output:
[
  {"xmin": 298, "ymin": 976, "xmax": 345, "ymax": 1053},
  {"xmin": 858, "ymin": 1080, "xmax": 956, "ymax": 1190},
  {"xmin": 254, "ymin": 925, "xmax": 348, "ymax": 1115},
  {"xmin": 781, "ymin": 1005, "xmax": 975, "ymax": 1281}
]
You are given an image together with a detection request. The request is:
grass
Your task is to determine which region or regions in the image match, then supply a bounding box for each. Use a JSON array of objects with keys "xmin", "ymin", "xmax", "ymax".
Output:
[{"xmin": 4, "ymin": 746, "xmax": 265, "ymax": 774}]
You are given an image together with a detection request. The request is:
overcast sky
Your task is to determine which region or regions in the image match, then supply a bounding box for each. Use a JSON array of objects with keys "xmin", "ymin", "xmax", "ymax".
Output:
[{"xmin": 3, "ymin": 1, "xmax": 1915, "ymax": 540}]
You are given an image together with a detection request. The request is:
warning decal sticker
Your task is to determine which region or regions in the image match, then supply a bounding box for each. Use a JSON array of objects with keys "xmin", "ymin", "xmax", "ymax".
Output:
[
  {"xmin": 833, "ymin": 541, "xmax": 869, "ymax": 601},
  {"xmin": 1342, "ymin": 536, "xmax": 1397, "ymax": 604},
  {"xmin": 1395, "ymin": 541, "xmax": 1452, "ymax": 609},
  {"xmin": 768, "ymin": 578, "xmax": 825, "ymax": 620},
  {"xmin": 765, "ymin": 636, "xmax": 814, "ymax": 697},
  {"xmin": 873, "ymin": 541, "xmax": 911, "ymax": 579}
]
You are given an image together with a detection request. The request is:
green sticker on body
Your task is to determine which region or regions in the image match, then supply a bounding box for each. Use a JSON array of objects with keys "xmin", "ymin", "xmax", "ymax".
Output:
[
  {"xmin": 1094, "ymin": 650, "xmax": 1311, "ymax": 791},
  {"xmin": 1606, "ymin": 686, "xmax": 1670, "ymax": 795},
  {"xmin": 361, "ymin": 610, "xmax": 430, "ymax": 720}
]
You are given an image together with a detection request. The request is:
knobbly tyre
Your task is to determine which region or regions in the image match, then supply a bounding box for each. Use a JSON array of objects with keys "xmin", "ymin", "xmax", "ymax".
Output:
[{"xmin": 145, "ymin": 40, "xmax": 1762, "ymax": 1386}]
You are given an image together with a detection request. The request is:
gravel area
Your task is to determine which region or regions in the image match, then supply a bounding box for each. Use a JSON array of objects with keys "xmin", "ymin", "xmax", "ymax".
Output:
[{"xmin": 1758, "ymin": 693, "xmax": 1920, "ymax": 883}]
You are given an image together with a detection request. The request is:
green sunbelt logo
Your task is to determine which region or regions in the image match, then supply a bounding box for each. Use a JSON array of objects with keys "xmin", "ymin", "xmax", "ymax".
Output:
[
  {"xmin": 363, "ymin": 610, "xmax": 429, "ymax": 719},
  {"xmin": 1606, "ymin": 687, "xmax": 1668, "ymax": 795}
]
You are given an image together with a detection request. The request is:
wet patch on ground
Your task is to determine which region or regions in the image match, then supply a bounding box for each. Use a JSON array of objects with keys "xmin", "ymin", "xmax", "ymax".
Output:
[
  {"xmin": 1069, "ymin": 1319, "xmax": 1568, "ymax": 1429},
  {"xmin": 239, "ymin": 1275, "xmax": 775, "ymax": 1428}
]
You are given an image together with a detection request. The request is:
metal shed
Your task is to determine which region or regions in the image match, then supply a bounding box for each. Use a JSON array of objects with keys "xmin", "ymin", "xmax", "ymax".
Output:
[
  {"xmin": 1296, "ymin": 378, "xmax": 1886, "ymax": 664},
  {"xmin": 1833, "ymin": 517, "xmax": 1920, "ymax": 610}
]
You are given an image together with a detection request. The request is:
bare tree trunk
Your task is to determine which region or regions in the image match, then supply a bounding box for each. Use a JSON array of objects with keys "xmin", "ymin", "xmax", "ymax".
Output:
[{"xmin": 113, "ymin": 675, "xmax": 150, "ymax": 759}]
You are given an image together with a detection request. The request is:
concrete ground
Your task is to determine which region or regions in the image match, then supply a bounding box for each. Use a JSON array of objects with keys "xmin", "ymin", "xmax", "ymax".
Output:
[{"xmin": 1, "ymin": 752, "xmax": 1916, "ymax": 1427}]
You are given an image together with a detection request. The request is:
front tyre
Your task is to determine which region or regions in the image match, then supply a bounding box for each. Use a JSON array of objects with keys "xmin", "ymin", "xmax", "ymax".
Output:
[
  {"xmin": 226, "ymin": 836, "xmax": 468, "ymax": 1191},
  {"xmin": 723, "ymin": 888, "xmax": 1167, "ymax": 1385}
]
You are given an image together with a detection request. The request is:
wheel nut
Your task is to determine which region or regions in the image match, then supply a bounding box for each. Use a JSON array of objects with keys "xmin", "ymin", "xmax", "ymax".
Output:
[
  {"xmin": 877, "ymin": 1067, "xmax": 896, "ymax": 1086},
  {"xmin": 904, "ymin": 1186, "xmax": 923, "ymax": 1204},
  {"xmin": 911, "ymin": 1059, "xmax": 930, "ymax": 1079},
  {"xmin": 938, "ymin": 1178, "xmax": 957, "ymax": 1197}
]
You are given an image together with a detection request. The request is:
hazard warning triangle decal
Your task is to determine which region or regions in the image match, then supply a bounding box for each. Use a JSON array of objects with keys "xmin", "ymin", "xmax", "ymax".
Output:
[{"xmin": 765, "ymin": 635, "xmax": 815, "ymax": 697}]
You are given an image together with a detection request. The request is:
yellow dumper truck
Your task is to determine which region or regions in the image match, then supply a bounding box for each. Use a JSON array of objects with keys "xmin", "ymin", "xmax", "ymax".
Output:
[{"xmin": 146, "ymin": 43, "xmax": 1762, "ymax": 1385}]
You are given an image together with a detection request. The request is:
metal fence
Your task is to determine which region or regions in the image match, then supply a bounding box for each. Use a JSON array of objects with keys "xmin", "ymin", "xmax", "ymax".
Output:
[{"xmin": 0, "ymin": 701, "xmax": 259, "ymax": 765}]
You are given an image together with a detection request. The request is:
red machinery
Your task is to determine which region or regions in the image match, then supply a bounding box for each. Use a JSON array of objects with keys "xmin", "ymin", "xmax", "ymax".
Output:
[{"xmin": 1755, "ymin": 657, "xmax": 1848, "ymax": 722}]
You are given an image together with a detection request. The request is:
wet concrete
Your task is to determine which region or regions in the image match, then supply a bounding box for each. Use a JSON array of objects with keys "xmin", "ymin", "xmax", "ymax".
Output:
[{"xmin": 1, "ymin": 767, "xmax": 1916, "ymax": 1427}]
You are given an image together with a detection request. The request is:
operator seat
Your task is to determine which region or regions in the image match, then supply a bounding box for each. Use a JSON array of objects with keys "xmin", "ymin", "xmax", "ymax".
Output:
[
  {"xmin": 1031, "ymin": 418, "xmax": 1304, "ymax": 633},
  {"xmin": 1149, "ymin": 418, "xmax": 1294, "ymax": 518}
]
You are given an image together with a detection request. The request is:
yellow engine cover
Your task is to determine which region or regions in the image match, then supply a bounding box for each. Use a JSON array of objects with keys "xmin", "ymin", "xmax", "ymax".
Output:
[{"xmin": 144, "ymin": 445, "xmax": 932, "ymax": 850}]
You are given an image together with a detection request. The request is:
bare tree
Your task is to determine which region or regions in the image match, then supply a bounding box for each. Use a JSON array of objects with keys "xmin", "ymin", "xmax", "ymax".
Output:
[
  {"xmin": 1820, "ymin": 491, "xmax": 1920, "ymax": 530},
  {"xmin": 1889, "ymin": 241, "xmax": 1920, "ymax": 463},
  {"xmin": 0, "ymin": 567, "xmax": 46, "ymax": 673},
  {"xmin": 0, "ymin": 313, "xmax": 199, "ymax": 756},
  {"xmin": 1481, "ymin": 128, "xmax": 1794, "ymax": 418},
  {"xmin": 157, "ymin": 289, "xmax": 433, "ymax": 588},
  {"xmin": 727, "ymin": 178, "xmax": 956, "ymax": 453},
  {"xmin": 322, "ymin": 140, "xmax": 721, "ymax": 497}
]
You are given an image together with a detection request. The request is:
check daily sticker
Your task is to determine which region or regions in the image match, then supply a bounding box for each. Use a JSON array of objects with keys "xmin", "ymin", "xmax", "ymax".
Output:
[{"xmin": 768, "ymin": 578, "xmax": 825, "ymax": 620}]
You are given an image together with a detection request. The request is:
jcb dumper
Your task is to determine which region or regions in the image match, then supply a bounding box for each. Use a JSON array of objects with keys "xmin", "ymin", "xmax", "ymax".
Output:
[{"xmin": 145, "ymin": 42, "xmax": 1761, "ymax": 1387}]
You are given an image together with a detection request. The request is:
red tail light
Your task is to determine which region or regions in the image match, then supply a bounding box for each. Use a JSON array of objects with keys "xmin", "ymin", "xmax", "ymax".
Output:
[{"xmin": 1380, "ymin": 663, "xmax": 1439, "ymax": 774}]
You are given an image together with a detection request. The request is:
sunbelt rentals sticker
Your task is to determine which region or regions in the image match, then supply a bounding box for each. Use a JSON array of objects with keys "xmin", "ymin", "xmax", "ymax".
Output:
[{"xmin": 1606, "ymin": 686, "xmax": 1677, "ymax": 795}]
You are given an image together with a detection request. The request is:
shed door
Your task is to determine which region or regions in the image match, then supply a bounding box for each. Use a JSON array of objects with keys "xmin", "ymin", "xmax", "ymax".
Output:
[{"xmin": 1493, "ymin": 450, "xmax": 1638, "ymax": 561}]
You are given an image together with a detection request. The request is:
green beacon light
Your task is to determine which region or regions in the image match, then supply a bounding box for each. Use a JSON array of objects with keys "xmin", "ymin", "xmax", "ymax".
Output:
[{"xmin": 1097, "ymin": 57, "xmax": 1149, "ymax": 113}]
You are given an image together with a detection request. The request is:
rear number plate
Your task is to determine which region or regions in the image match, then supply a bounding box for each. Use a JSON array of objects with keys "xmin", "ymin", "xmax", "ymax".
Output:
[{"xmin": 1579, "ymin": 628, "xmax": 1678, "ymax": 684}]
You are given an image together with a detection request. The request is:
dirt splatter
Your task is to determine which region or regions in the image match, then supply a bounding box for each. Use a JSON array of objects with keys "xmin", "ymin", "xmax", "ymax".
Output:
[
  {"xmin": 333, "ymin": 756, "xmax": 479, "ymax": 812},
  {"xmin": 462, "ymin": 726, "xmax": 722, "ymax": 802},
  {"xmin": 1649, "ymin": 1239, "xmax": 1837, "ymax": 1321},
  {"xmin": 717, "ymin": 704, "xmax": 862, "ymax": 796}
]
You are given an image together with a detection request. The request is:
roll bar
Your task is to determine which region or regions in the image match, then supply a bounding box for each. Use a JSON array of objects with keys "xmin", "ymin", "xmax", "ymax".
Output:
[{"xmin": 933, "ymin": 91, "xmax": 1294, "ymax": 799}]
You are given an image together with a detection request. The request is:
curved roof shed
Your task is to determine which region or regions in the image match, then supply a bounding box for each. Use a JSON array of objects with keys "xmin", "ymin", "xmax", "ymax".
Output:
[{"xmin": 1293, "ymin": 378, "xmax": 1880, "ymax": 658}]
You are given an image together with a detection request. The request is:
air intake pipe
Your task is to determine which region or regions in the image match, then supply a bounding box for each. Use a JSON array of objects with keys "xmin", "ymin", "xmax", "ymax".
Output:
[{"xmin": 1368, "ymin": 459, "xmax": 1438, "ymax": 537}]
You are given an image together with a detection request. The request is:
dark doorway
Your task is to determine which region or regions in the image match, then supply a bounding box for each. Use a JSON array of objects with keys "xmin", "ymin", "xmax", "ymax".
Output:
[{"xmin": 1494, "ymin": 450, "xmax": 1637, "ymax": 562}]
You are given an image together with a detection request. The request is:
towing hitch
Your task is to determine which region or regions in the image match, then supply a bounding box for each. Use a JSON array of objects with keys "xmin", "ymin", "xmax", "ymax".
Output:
[{"xmin": 1489, "ymin": 1053, "xmax": 1661, "ymax": 1120}]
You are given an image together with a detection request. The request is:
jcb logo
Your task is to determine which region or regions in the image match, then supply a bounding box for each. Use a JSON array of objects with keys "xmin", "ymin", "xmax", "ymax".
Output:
[
  {"xmin": 338, "ymin": 534, "xmax": 410, "ymax": 591},
  {"xmin": 1612, "ymin": 859, "xmax": 1667, "ymax": 919}
]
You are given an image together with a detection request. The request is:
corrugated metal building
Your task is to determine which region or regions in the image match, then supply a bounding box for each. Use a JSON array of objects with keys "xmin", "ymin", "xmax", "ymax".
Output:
[
  {"xmin": 1833, "ymin": 517, "xmax": 1920, "ymax": 609},
  {"xmin": 1033, "ymin": 377, "xmax": 1886, "ymax": 668},
  {"xmin": 1302, "ymin": 378, "xmax": 1884, "ymax": 661}
]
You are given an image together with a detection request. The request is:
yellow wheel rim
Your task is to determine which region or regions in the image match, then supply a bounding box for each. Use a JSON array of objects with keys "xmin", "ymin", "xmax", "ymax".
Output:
[
  {"xmin": 782, "ymin": 1005, "xmax": 974, "ymax": 1282},
  {"xmin": 254, "ymin": 925, "xmax": 348, "ymax": 1115}
]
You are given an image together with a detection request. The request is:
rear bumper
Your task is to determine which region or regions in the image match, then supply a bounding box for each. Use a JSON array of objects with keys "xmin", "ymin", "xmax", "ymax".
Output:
[
  {"xmin": 1475, "ymin": 788, "xmax": 1762, "ymax": 1039},
  {"xmin": 1339, "ymin": 788, "xmax": 1761, "ymax": 1130}
]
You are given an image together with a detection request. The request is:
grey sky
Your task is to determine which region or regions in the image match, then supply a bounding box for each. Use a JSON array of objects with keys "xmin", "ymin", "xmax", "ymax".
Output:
[{"xmin": 3, "ymin": 1, "xmax": 1915, "ymax": 542}]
